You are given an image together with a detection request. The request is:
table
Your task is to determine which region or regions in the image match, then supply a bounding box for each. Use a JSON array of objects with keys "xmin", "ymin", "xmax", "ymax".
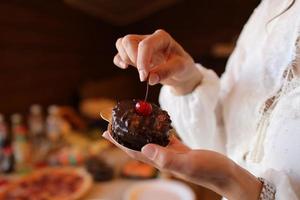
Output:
[
  {"xmin": 85, "ymin": 179, "xmax": 221, "ymax": 200},
  {"xmin": 87, "ymin": 148, "xmax": 221, "ymax": 200},
  {"xmin": 1, "ymin": 149, "xmax": 221, "ymax": 200}
]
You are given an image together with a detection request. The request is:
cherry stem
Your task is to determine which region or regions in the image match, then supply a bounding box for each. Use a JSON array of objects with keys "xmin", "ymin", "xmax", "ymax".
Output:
[{"xmin": 144, "ymin": 78, "xmax": 149, "ymax": 102}]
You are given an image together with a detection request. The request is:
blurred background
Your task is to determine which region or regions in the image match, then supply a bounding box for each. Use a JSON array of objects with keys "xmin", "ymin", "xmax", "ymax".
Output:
[
  {"xmin": 0, "ymin": 0, "xmax": 260, "ymax": 199},
  {"xmin": 0, "ymin": 0, "xmax": 259, "ymax": 115}
]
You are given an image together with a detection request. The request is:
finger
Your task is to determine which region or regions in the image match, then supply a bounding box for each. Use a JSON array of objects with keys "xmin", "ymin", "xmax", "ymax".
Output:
[
  {"xmin": 137, "ymin": 29, "xmax": 172, "ymax": 81},
  {"xmin": 149, "ymin": 56, "xmax": 185, "ymax": 85},
  {"xmin": 168, "ymin": 134, "xmax": 184, "ymax": 146},
  {"xmin": 141, "ymin": 144, "xmax": 186, "ymax": 171},
  {"xmin": 167, "ymin": 135, "xmax": 190, "ymax": 152},
  {"xmin": 113, "ymin": 54, "xmax": 128, "ymax": 69},
  {"xmin": 121, "ymin": 34, "xmax": 145, "ymax": 65},
  {"xmin": 168, "ymin": 135, "xmax": 181, "ymax": 145},
  {"xmin": 148, "ymin": 73, "xmax": 160, "ymax": 86},
  {"xmin": 116, "ymin": 38, "xmax": 133, "ymax": 65}
]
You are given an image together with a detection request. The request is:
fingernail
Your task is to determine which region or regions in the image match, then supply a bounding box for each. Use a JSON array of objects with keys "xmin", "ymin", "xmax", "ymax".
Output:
[
  {"xmin": 139, "ymin": 69, "xmax": 147, "ymax": 81},
  {"xmin": 120, "ymin": 61, "xmax": 127, "ymax": 69},
  {"xmin": 141, "ymin": 145, "xmax": 156, "ymax": 160},
  {"xmin": 149, "ymin": 73, "xmax": 159, "ymax": 85}
]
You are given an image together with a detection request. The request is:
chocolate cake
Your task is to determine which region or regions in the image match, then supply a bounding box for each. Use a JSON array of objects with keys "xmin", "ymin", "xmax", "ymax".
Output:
[{"xmin": 111, "ymin": 99, "xmax": 172, "ymax": 151}]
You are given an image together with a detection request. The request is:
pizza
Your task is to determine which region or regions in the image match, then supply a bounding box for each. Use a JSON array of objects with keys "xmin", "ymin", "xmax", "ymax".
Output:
[{"xmin": 0, "ymin": 167, "xmax": 92, "ymax": 200}]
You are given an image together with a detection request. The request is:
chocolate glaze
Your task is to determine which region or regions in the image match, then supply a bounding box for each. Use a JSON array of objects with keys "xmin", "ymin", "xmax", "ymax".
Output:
[{"xmin": 111, "ymin": 100, "xmax": 172, "ymax": 151}]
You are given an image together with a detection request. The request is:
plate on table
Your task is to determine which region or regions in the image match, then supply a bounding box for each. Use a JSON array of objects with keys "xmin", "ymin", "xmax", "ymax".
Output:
[
  {"xmin": 0, "ymin": 167, "xmax": 92, "ymax": 200},
  {"xmin": 123, "ymin": 179, "xmax": 195, "ymax": 200}
]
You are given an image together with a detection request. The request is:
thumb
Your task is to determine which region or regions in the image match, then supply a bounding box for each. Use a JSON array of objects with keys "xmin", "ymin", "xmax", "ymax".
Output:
[{"xmin": 141, "ymin": 144, "xmax": 186, "ymax": 171}]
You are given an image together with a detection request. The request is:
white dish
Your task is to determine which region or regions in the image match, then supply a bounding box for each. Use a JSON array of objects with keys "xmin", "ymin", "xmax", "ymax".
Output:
[{"xmin": 123, "ymin": 179, "xmax": 196, "ymax": 200}]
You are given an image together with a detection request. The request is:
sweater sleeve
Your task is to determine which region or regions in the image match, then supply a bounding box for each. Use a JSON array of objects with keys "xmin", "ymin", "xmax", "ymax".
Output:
[
  {"xmin": 260, "ymin": 169, "xmax": 299, "ymax": 200},
  {"xmin": 159, "ymin": 64, "xmax": 224, "ymax": 152}
]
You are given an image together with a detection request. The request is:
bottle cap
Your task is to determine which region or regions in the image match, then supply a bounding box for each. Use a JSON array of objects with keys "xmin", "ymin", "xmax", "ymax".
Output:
[
  {"xmin": 11, "ymin": 113, "xmax": 22, "ymax": 124},
  {"xmin": 30, "ymin": 104, "xmax": 42, "ymax": 115},
  {"xmin": 48, "ymin": 105, "xmax": 59, "ymax": 115}
]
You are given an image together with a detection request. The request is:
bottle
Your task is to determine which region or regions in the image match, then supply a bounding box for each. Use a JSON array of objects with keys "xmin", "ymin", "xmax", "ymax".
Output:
[
  {"xmin": 46, "ymin": 105, "xmax": 62, "ymax": 142},
  {"xmin": 11, "ymin": 114, "xmax": 31, "ymax": 173},
  {"xmin": 0, "ymin": 114, "xmax": 14, "ymax": 174},
  {"xmin": 28, "ymin": 104, "xmax": 45, "ymax": 137},
  {"xmin": 0, "ymin": 114, "xmax": 8, "ymax": 148},
  {"xmin": 0, "ymin": 145, "xmax": 15, "ymax": 173},
  {"xmin": 28, "ymin": 104, "xmax": 49, "ymax": 164}
]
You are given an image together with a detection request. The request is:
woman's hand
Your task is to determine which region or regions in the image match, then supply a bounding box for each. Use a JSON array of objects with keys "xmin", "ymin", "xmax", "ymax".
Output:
[
  {"xmin": 103, "ymin": 131, "xmax": 262, "ymax": 200},
  {"xmin": 113, "ymin": 29, "xmax": 203, "ymax": 95}
]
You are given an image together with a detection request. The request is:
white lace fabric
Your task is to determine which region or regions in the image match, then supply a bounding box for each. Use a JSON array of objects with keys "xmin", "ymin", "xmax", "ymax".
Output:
[
  {"xmin": 159, "ymin": 0, "xmax": 300, "ymax": 199},
  {"xmin": 250, "ymin": 64, "xmax": 300, "ymax": 163}
]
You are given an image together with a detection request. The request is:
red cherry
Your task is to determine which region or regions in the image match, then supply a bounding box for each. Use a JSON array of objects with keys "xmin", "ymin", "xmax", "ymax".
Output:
[{"xmin": 135, "ymin": 101, "xmax": 152, "ymax": 116}]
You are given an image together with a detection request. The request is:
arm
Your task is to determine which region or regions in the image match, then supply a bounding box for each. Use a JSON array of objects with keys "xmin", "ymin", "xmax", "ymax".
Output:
[
  {"xmin": 102, "ymin": 132, "xmax": 262, "ymax": 200},
  {"xmin": 158, "ymin": 19, "xmax": 249, "ymax": 152},
  {"xmin": 159, "ymin": 64, "xmax": 223, "ymax": 151},
  {"xmin": 110, "ymin": 30, "xmax": 263, "ymax": 199},
  {"xmin": 113, "ymin": 29, "xmax": 226, "ymax": 151}
]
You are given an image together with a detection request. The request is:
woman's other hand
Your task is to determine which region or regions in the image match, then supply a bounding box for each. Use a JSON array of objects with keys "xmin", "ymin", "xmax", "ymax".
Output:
[
  {"xmin": 113, "ymin": 29, "xmax": 202, "ymax": 95},
  {"xmin": 103, "ymin": 131, "xmax": 262, "ymax": 200}
]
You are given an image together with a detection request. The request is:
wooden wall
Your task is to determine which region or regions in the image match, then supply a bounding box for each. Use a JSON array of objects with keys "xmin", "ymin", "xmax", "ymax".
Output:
[
  {"xmin": 122, "ymin": 0, "xmax": 259, "ymax": 58},
  {"xmin": 0, "ymin": 0, "xmax": 117, "ymax": 114},
  {"xmin": 0, "ymin": 0, "xmax": 259, "ymax": 115}
]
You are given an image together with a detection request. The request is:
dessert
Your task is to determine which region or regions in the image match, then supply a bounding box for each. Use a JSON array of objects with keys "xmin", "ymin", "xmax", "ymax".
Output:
[{"xmin": 111, "ymin": 99, "xmax": 172, "ymax": 151}]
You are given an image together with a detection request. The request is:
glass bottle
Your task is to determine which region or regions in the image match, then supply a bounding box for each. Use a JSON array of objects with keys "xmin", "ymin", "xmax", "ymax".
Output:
[
  {"xmin": 28, "ymin": 104, "xmax": 45, "ymax": 137},
  {"xmin": 46, "ymin": 105, "xmax": 61, "ymax": 142},
  {"xmin": 0, "ymin": 145, "xmax": 15, "ymax": 174},
  {"xmin": 0, "ymin": 114, "xmax": 8, "ymax": 148},
  {"xmin": 11, "ymin": 114, "xmax": 31, "ymax": 173}
]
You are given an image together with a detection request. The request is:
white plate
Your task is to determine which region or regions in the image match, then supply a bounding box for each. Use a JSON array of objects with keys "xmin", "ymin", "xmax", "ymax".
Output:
[{"xmin": 123, "ymin": 179, "xmax": 196, "ymax": 200}]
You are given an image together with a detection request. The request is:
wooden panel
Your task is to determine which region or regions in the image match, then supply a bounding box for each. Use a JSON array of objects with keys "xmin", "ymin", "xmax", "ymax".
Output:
[
  {"xmin": 117, "ymin": 0, "xmax": 259, "ymax": 77},
  {"xmin": 0, "ymin": 0, "xmax": 259, "ymax": 115},
  {"xmin": 0, "ymin": 0, "xmax": 119, "ymax": 115},
  {"xmin": 65, "ymin": 0, "xmax": 180, "ymax": 26},
  {"xmin": 120, "ymin": 0, "xmax": 259, "ymax": 55}
]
